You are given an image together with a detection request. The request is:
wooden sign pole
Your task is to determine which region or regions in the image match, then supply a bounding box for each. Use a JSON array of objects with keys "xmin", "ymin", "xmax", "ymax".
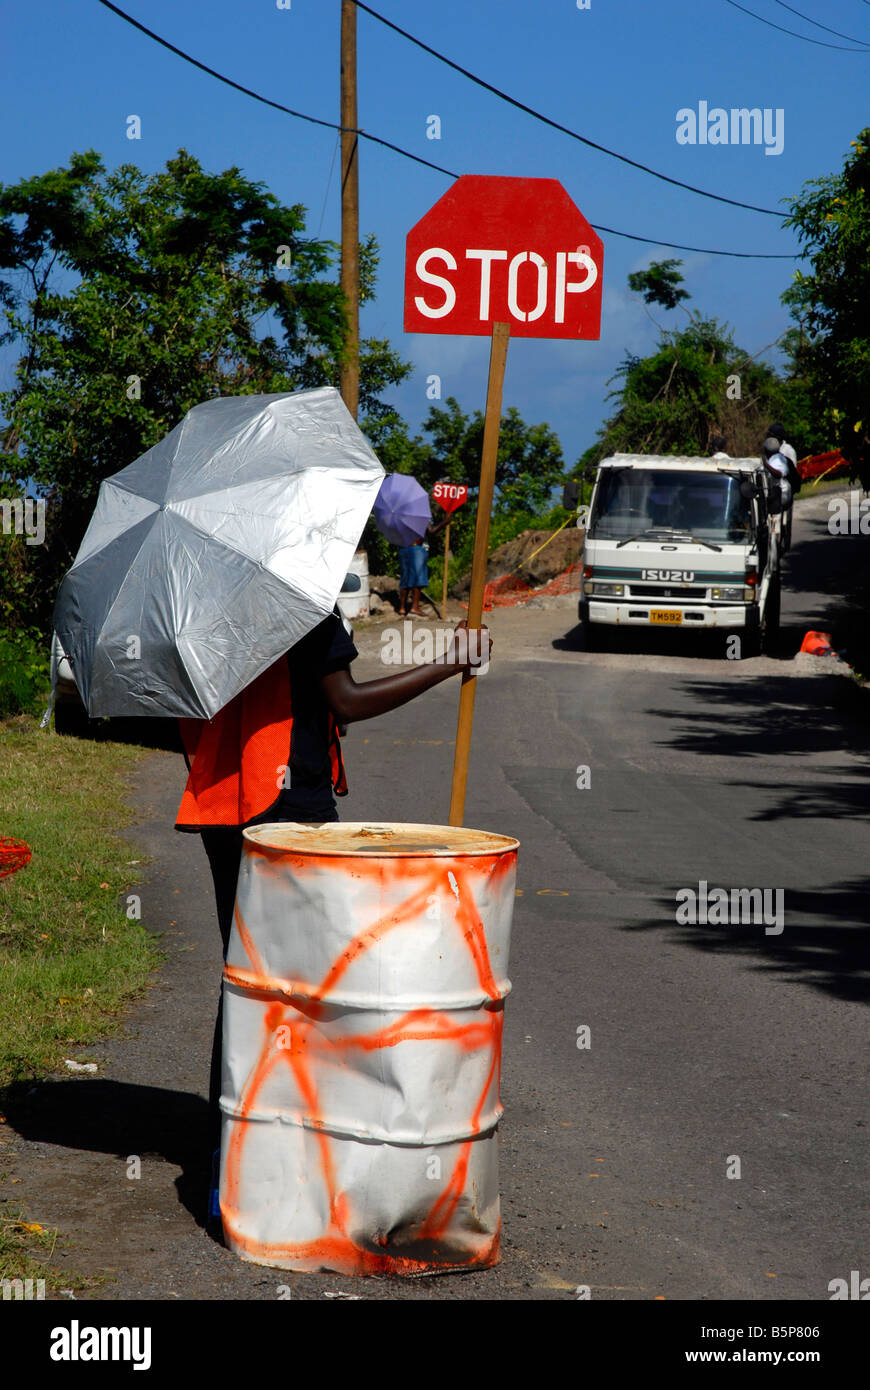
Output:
[
  {"xmin": 448, "ymin": 322, "xmax": 510, "ymax": 826},
  {"xmin": 441, "ymin": 521, "xmax": 451, "ymax": 618}
]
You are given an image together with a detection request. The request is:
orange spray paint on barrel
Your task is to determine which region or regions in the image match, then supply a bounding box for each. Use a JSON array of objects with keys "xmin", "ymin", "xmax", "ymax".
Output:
[{"xmin": 218, "ymin": 822, "xmax": 518, "ymax": 1275}]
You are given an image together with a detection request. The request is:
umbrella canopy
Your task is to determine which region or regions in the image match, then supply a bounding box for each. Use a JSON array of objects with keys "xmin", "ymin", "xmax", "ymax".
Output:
[
  {"xmin": 372, "ymin": 472, "xmax": 432, "ymax": 547},
  {"xmin": 53, "ymin": 388, "xmax": 384, "ymax": 719}
]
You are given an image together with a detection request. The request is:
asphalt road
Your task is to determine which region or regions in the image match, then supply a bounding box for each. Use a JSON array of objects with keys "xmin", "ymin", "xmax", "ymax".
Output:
[{"xmin": 3, "ymin": 486, "xmax": 867, "ymax": 1301}]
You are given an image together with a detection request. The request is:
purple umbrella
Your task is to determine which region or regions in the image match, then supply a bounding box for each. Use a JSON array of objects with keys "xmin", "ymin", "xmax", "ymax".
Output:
[{"xmin": 372, "ymin": 473, "xmax": 432, "ymax": 547}]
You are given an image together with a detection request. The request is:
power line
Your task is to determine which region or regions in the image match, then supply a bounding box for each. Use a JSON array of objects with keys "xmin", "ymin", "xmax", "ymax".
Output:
[
  {"xmin": 351, "ymin": 1, "xmax": 782, "ymax": 217},
  {"xmin": 594, "ymin": 224, "xmax": 793, "ymax": 258},
  {"xmin": 94, "ymin": 0, "xmax": 795, "ymax": 260},
  {"xmin": 722, "ymin": 0, "xmax": 870, "ymax": 50},
  {"xmin": 94, "ymin": 0, "xmax": 457, "ymax": 179},
  {"xmin": 316, "ymin": 133, "xmax": 341, "ymax": 238},
  {"xmin": 771, "ymin": 0, "xmax": 870, "ymax": 46}
]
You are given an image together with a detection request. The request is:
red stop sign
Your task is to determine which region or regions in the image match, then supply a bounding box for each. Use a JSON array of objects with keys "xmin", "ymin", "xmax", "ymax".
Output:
[
  {"xmin": 404, "ymin": 175, "xmax": 603, "ymax": 340},
  {"xmin": 433, "ymin": 482, "xmax": 468, "ymax": 515}
]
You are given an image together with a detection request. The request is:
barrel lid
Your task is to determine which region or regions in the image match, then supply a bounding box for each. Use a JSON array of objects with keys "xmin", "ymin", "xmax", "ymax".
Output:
[{"xmin": 243, "ymin": 821, "xmax": 519, "ymax": 857}]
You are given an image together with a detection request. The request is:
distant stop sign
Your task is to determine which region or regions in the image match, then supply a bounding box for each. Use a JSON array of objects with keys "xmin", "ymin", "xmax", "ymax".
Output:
[
  {"xmin": 404, "ymin": 175, "xmax": 603, "ymax": 340},
  {"xmin": 433, "ymin": 482, "xmax": 468, "ymax": 515}
]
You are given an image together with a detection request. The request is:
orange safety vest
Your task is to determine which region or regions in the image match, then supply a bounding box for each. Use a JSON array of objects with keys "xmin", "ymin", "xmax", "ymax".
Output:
[{"xmin": 175, "ymin": 654, "xmax": 347, "ymax": 830}]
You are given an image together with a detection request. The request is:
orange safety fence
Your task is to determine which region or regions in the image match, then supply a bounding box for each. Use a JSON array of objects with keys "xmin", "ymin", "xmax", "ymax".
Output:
[
  {"xmin": 464, "ymin": 561, "xmax": 585, "ymax": 612},
  {"xmin": 0, "ymin": 838, "xmax": 32, "ymax": 880},
  {"xmin": 798, "ymin": 451, "xmax": 849, "ymax": 483},
  {"xmin": 537, "ymin": 561, "xmax": 585, "ymax": 598}
]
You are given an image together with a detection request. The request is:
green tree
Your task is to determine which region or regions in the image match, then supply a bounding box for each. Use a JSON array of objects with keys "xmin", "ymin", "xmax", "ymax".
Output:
[
  {"xmin": 420, "ymin": 396, "xmax": 565, "ymax": 569},
  {"xmin": 0, "ymin": 149, "xmax": 410, "ymax": 630},
  {"xmin": 782, "ymin": 129, "xmax": 870, "ymax": 487},
  {"xmin": 627, "ymin": 258, "xmax": 690, "ymax": 312},
  {"xmin": 359, "ymin": 397, "xmax": 566, "ymax": 578},
  {"xmin": 420, "ymin": 396, "xmax": 565, "ymax": 513},
  {"xmin": 577, "ymin": 261, "xmax": 830, "ymax": 475}
]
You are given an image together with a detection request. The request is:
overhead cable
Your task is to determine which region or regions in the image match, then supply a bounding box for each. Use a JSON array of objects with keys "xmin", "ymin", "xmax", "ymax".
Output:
[
  {"xmin": 722, "ymin": 0, "xmax": 870, "ymax": 50},
  {"xmin": 771, "ymin": 0, "xmax": 870, "ymax": 46},
  {"xmin": 95, "ymin": 0, "xmax": 457, "ymax": 179},
  {"xmin": 351, "ymin": 1, "xmax": 783, "ymax": 216},
  {"xmin": 594, "ymin": 224, "xmax": 793, "ymax": 258},
  {"xmin": 94, "ymin": 0, "xmax": 796, "ymax": 260}
]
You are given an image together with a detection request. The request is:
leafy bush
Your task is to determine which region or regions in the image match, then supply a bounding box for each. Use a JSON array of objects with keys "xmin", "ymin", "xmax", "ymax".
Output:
[{"xmin": 0, "ymin": 628, "xmax": 50, "ymax": 718}]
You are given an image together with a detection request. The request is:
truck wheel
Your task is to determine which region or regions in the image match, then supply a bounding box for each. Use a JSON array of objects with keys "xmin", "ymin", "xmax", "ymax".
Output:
[{"xmin": 736, "ymin": 619, "xmax": 762, "ymax": 659}]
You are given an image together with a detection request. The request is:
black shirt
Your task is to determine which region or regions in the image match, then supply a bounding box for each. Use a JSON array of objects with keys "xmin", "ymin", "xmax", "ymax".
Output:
[{"xmin": 244, "ymin": 611, "xmax": 357, "ymax": 827}]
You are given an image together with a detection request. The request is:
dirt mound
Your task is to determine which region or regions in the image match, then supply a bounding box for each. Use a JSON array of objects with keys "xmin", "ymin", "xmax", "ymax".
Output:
[
  {"xmin": 452, "ymin": 526, "xmax": 584, "ymax": 598},
  {"xmin": 369, "ymin": 574, "xmax": 400, "ymax": 600}
]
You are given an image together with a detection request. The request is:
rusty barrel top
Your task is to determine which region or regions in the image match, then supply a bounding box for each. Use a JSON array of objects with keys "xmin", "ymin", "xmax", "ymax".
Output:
[{"xmin": 243, "ymin": 821, "xmax": 520, "ymax": 858}]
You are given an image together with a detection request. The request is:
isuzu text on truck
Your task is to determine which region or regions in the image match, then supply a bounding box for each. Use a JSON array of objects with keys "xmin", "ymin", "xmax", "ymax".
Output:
[{"xmin": 575, "ymin": 454, "xmax": 783, "ymax": 655}]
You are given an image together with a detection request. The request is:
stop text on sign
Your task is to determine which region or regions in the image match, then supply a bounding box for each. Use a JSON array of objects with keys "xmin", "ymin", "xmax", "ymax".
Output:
[
  {"xmin": 414, "ymin": 247, "xmax": 597, "ymax": 325},
  {"xmin": 404, "ymin": 175, "xmax": 603, "ymax": 340},
  {"xmin": 433, "ymin": 482, "xmax": 468, "ymax": 514}
]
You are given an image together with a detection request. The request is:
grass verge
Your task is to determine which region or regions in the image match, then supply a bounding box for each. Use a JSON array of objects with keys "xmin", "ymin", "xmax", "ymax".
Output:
[
  {"xmin": 0, "ymin": 715, "xmax": 163, "ymax": 1085},
  {"xmin": 0, "ymin": 1203, "xmax": 107, "ymax": 1297}
]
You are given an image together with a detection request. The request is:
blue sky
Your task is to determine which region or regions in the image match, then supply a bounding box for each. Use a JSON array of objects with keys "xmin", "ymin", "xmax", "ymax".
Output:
[{"xmin": 1, "ymin": 0, "xmax": 867, "ymax": 467}]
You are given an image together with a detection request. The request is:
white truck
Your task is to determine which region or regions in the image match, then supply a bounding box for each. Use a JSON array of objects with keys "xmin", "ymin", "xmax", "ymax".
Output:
[{"xmin": 575, "ymin": 453, "xmax": 783, "ymax": 656}]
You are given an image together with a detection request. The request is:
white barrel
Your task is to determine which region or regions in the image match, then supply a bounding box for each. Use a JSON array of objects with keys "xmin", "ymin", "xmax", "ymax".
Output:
[
  {"xmin": 219, "ymin": 821, "xmax": 519, "ymax": 1275},
  {"xmin": 337, "ymin": 548, "xmax": 370, "ymax": 621}
]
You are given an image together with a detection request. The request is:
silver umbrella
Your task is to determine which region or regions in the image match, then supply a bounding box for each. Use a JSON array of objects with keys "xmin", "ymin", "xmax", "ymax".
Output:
[{"xmin": 53, "ymin": 388, "xmax": 384, "ymax": 719}]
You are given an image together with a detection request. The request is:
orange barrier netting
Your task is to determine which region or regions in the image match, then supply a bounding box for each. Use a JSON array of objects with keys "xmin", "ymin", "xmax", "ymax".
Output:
[
  {"xmin": 537, "ymin": 561, "xmax": 585, "ymax": 598},
  {"xmin": 464, "ymin": 561, "xmax": 585, "ymax": 612},
  {"xmin": 0, "ymin": 838, "xmax": 32, "ymax": 880},
  {"xmin": 798, "ymin": 451, "xmax": 849, "ymax": 483}
]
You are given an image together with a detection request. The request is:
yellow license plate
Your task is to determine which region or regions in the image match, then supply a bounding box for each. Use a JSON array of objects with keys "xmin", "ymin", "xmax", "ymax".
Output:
[{"xmin": 650, "ymin": 609, "xmax": 682, "ymax": 625}]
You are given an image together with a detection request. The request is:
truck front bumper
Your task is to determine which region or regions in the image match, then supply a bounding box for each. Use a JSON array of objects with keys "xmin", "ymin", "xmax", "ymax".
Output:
[{"xmin": 579, "ymin": 598, "xmax": 757, "ymax": 630}]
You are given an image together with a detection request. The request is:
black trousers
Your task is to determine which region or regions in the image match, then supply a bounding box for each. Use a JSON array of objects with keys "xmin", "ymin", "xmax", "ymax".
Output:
[
  {"xmin": 200, "ymin": 812, "xmax": 338, "ymax": 1154},
  {"xmin": 200, "ymin": 827, "xmax": 244, "ymax": 1154}
]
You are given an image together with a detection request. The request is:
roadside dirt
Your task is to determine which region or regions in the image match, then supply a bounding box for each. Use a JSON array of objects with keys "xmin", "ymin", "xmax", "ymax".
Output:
[{"xmin": 452, "ymin": 525, "xmax": 585, "ymax": 595}]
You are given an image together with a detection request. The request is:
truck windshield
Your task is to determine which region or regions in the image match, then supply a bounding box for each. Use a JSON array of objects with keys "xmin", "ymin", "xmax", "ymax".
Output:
[{"xmin": 589, "ymin": 469, "xmax": 752, "ymax": 542}]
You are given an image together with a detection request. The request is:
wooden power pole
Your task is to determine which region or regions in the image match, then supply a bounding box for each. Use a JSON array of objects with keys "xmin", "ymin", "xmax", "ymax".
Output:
[{"xmin": 340, "ymin": 0, "xmax": 360, "ymax": 418}]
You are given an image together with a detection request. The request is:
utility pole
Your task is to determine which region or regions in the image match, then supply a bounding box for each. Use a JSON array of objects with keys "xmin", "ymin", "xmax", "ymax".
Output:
[{"xmin": 340, "ymin": 0, "xmax": 360, "ymax": 419}]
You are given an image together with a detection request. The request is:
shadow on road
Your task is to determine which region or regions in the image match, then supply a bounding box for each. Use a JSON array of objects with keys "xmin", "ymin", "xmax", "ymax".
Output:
[
  {"xmin": 553, "ymin": 622, "xmax": 735, "ymax": 659},
  {"xmin": 739, "ymin": 777, "xmax": 870, "ymax": 823},
  {"xmin": 625, "ymin": 880, "xmax": 870, "ymax": 1005},
  {"xmin": 781, "ymin": 506, "xmax": 870, "ymax": 671},
  {"xmin": 0, "ymin": 1079, "xmax": 211, "ymax": 1227},
  {"xmin": 56, "ymin": 716, "xmax": 185, "ymax": 753},
  {"xmin": 646, "ymin": 674, "xmax": 870, "ymax": 763},
  {"xmin": 553, "ymin": 620, "xmax": 804, "ymax": 661},
  {"xmin": 632, "ymin": 668, "xmax": 870, "ymax": 1003}
]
